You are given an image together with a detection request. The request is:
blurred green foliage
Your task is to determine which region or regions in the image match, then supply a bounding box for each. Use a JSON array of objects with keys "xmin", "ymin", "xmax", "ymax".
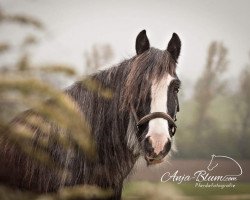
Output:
[
  {"xmin": 176, "ymin": 42, "xmax": 250, "ymax": 159},
  {"xmin": 122, "ymin": 182, "xmax": 250, "ymax": 200},
  {"xmin": 0, "ymin": 5, "xmax": 114, "ymax": 199},
  {"xmin": 0, "ymin": 185, "xmax": 112, "ymax": 200}
]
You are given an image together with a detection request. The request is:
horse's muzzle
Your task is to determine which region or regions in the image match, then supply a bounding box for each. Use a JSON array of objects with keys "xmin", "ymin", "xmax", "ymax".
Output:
[{"xmin": 144, "ymin": 135, "xmax": 171, "ymax": 165}]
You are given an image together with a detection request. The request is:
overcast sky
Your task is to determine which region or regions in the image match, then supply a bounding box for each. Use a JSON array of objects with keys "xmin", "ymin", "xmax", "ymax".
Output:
[{"xmin": 0, "ymin": 0, "xmax": 250, "ymax": 92}]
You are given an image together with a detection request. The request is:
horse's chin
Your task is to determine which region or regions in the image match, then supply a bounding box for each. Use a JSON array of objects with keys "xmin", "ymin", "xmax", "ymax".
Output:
[{"xmin": 145, "ymin": 156, "xmax": 164, "ymax": 166}]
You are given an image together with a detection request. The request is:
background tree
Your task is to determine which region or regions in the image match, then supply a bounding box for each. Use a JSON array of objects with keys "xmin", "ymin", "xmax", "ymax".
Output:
[
  {"xmin": 235, "ymin": 53, "xmax": 250, "ymax": 158},
  {"xmin": 176, "ymin": 42, "xmax": 229, "ymax": 158},
  {"xmin": 193, "ymin": 42, "xmax": 228, "ymax": 137}
]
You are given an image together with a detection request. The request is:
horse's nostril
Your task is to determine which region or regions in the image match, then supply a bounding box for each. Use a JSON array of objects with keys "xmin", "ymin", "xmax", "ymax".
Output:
[
  {"xmin": 160, "ymin": 140, "xmax": 171, "ymax": 156},
  {"xmin": 145, "ymin": 136, "xmax": 152, "ymax": 144},
  {"xmin": 144, "ymin": 136, "xmax": 154, "ymax": 154}
]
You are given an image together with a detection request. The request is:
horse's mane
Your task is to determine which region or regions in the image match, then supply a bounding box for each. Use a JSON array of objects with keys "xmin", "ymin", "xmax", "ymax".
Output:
[
  {"xmin": 66, "ymin": 47, "xmax": 176, "ymax": 135},
  {"xmin": 122, "ymin": 47, "xmax": 176, "ymax": 110},
  {"xmin": 68, "ymin": 47, "xmax": 176, "ymax": 112}
]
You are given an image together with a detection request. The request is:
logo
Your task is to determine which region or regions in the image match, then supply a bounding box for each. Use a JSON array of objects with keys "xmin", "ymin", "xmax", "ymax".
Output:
[{"xmin": 161, "ymin": 155, "xmax": 243, "ymax": 188}]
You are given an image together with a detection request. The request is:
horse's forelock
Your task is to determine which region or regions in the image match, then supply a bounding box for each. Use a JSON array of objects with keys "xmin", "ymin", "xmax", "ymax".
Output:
[{"xmin": 122, "ymin": 48, "xmax": 176, "ymax": 110}]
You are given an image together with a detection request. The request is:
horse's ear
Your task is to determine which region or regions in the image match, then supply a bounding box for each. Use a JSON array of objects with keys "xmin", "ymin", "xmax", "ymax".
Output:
[
  {"xmin": 136, "ymin": 30, "xmax": 150, "ymax": 55},
  {"xmin": 167, "ymin": 33, "xmax": 181, "ymax": 62}
]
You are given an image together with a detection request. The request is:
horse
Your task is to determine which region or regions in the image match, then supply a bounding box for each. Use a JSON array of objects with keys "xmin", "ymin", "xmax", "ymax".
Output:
[{"xmin": 0, "ymin": 30, "xmax": 182, "ymax": 200}]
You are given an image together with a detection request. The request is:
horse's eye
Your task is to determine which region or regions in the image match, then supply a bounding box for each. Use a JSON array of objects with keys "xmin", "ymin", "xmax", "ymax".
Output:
[{"xmin": 170, "ymin": 126, "xmax": 176, "ymax": 137}]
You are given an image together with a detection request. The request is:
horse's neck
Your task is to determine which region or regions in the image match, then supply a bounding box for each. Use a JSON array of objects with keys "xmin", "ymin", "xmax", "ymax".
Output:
[
  {"xmin": 69, "ymin": 65, "xmax": 137, "ymax": 176},
  {"xmin": 66, "ymin": 63, "xmax": 131, "ymax": 138}
]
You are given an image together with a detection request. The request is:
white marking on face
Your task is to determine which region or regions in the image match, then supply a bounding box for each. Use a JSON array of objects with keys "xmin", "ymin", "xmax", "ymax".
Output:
[{"xmin": 146, "ymin": 73, "xmax": 174, "ymax": 155}]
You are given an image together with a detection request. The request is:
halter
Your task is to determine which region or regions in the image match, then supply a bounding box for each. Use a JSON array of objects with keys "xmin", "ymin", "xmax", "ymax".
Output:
[{"xmin": 131, "ymin": 106, "xmax": 177, "ymax": 134}]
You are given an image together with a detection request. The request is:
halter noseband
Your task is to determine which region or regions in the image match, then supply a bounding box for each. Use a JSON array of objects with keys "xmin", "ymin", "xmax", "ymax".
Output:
[{"xmin": 131, "ymin": 106, "xmax": 177, "ymax": 134}]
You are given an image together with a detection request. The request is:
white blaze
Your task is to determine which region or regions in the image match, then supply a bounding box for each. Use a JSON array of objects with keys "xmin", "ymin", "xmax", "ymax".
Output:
[{"xmin": 146, "ymin": 73, "xmax": 174, "ymax": 155}]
